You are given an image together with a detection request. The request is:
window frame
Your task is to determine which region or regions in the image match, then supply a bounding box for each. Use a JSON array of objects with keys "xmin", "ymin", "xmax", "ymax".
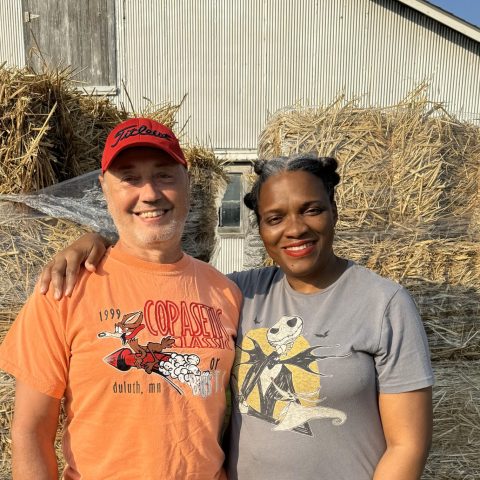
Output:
[{"xmin": 218, "ymin": 164, "xmax": 252, "ymax": 237}]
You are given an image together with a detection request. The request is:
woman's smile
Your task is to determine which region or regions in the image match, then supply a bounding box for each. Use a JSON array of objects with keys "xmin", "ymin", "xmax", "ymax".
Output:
[{"xmin": 282, "ymin": 240, "xmax": 316, "ymax": 257}]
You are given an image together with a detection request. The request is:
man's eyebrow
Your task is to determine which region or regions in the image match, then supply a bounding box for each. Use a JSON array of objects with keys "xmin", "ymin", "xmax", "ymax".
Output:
[{"xmin": 113, "ymin": 163, "xmax": 135, "ymax": 171}]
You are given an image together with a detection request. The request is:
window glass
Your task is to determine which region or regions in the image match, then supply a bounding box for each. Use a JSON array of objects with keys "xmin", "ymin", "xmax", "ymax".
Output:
[
  {"xmin": 219, "ymin": 173, "xmax": 242, "ymax": 228},
  {"xmin": 223, "ymin": 175, "xmax": 241, "ymax": 201},
  {"xmin": 220, "ymin": 203, "xmax": 241, "ymax": 227}
]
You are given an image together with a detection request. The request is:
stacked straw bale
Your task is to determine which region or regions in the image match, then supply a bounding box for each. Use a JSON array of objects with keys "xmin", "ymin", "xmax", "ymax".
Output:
[
  {"xmin": 0, "ymin": 370, "xmax": 13, "ymax": 476},
  {"xmin": 0, "ymin": 204, "xmax": 86, "ymax": 477},
  {"xmin": 183, "ymin": 145, "xmax": 228, "ymax": 261},
  {"xmin": 259, "ymin": 86, "xmax": 480, "ymax": 238},
  {"xmin": 0, "ymin": 63, "xmax": 126, "ymax": 193},
  {"xmin": 255, "ymin": 86, "xmax": 480, "ymax": 479},
  {"xmin": 424, "ymin": 361, "xmax": 480, "ymax": 480},
  {"xmin": 0, "ymin": 66, "xmax": 227, "ymax": 477}
]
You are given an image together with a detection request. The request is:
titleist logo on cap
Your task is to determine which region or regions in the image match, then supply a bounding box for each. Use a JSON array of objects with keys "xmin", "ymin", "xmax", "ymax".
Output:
[{"xmin": 111, "ymin": 125, "xmax": 172, "ymax": 148}]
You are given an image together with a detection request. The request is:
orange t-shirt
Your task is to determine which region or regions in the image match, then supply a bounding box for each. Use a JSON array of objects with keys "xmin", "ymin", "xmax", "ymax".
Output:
[{"xmin": 0, "ymin": 246, "xmax": 241, "ymax": 480}]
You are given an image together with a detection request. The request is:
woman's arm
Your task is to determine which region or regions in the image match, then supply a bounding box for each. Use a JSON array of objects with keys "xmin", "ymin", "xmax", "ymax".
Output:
[
  {"xmin": 39, "ymin": 232, "xmax": 110, "ymax": 299},
  {"xmin": 12, "ymin": 380, "xmax": 62, "ymax": 480},
  {"xmin": 373, "ymin": 387, "xmax": 433, "ymax": 480}
]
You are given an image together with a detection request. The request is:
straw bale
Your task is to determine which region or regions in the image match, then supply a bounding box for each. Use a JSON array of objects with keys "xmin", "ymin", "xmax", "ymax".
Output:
[
  {"xmin": 334, "ymin": 234, "xmax": 374, "ymax": 265},
  {"xmin": 243, "ymin": 212, "xmax": 269, "ymax": 269},
  {"xmin": 0, "ymin": 205, "xmax": 87, "ymax": 478},
  {"xmin": 0, "ymin": 371, "xmax": 14, "ymax": 479},
  {"xmin": 423, "ymin": 360, "xmax": 480, "ymax": 480},
  {"xmin": 254, "ymin": 233, "xmax": 480, "ymax": 290},
  {"xmin": 258, "ymin": 98, "xmax": 393, "ymax": 232},
  {"xmin": 182, "ymin": 145, "xmax": 228, "ymax": 261},
  {"xmin": 257, "ymin": 86, "xmax": 480, "ymax": 238},
  {"xmin": 139, "ymin": 99, "xmax": 181, "ymax": 131},
  {"xmin": 388, "ymin": 101, "xmax": 447, "ymax": 234},
  {"xmin": 438, "ymin": 121, "xmax": 480, "ymax": 237},
  {"xmin": 0, "ymin": 309, "xmax": 20, "ymax": 345},
  {"xmin": 404, "ymin": 281, "xmax": 480, "ymax": 361},
  {"xmin": 0, "ymin": 64, "xmax": 126, "ymax": 193},
  {"xmin": 337, "ymin": 236, "xmax": 480, "ymax": 360},
  {"xmin": 0, "ymin": 203, "xmax": 89, "ymax": 309},
  {"xmin": 362, "ymin": 238, "xmax": 480, "ymax": 288}
]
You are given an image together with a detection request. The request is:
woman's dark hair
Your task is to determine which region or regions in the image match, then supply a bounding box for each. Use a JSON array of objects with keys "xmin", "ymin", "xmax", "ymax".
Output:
[{"xmin": 244, "ymin": 153, "xmax": 340, "ymax": 221}]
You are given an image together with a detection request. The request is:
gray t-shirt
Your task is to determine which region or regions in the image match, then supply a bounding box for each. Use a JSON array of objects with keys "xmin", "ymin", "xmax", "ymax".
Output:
[{"xmin": 226, "ymin": 261, "xmax": 433, "ymax": 480}]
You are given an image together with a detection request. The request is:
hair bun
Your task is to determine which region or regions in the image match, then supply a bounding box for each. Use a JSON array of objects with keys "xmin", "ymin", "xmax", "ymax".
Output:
[
  {"xmin": 253, "ymin": 159, "xmax": 267, "ymax": 175},
  {"xmin": 318, "ymin": 156, "xmax": 338, "ymax": 172},
  {"xmin": 243, "ymin": 192, "xmax": 254, "ymax": 210}
]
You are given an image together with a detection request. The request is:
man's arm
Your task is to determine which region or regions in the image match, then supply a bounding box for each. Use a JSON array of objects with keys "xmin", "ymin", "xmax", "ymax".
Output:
[
  {"xmin": 39, "ymin": 232, "xmax": 110, "ymax": 299},
  {"xmin": 12, "ymin": 380, "xmax": 62, "ymax": 480},
  {"xmin": 373, "ymin": 387, "xmax": 433, "ymax": 480}
]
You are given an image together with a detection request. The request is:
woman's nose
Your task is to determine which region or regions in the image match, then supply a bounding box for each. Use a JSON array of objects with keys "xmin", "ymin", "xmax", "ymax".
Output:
[{"xmin": 284, "ymin": 215, "xmax": 308, "ymax": 236}]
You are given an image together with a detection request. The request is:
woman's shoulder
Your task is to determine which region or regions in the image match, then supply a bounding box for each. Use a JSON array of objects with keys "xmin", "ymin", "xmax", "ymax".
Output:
[
  {"xmin": 345, "ymin": 261, "xmax": 406, "ymax": 298},
  {"xmin": 227, "ymin": 265, "xmax": 282, "ymax": 294}
]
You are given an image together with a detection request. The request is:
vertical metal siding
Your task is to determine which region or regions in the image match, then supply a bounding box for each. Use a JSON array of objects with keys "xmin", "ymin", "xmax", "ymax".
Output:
[
  {"xmin": 1, "ymin": 1, "xmax": 478, "ymax": 147},
  {"xmin": 0, "ymin": 0, "xmax": 26, "ymax": 67},
  {"xmin": 118, "ymin": 0, "xmax": 480, "ymax": 150},
  {"xmin": 212, "ymin": 237, "xmax": 245, "ymax": 274}
]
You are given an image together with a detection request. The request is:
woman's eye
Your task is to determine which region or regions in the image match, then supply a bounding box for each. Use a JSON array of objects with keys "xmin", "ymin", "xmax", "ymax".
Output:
[{"xmin": 265, "ymin": 216, "xmax": 282, "ymax": 225}]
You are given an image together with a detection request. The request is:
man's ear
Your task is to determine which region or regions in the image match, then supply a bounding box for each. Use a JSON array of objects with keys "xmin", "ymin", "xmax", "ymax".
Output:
[{"xmin": 99, "ymin": 173, "xmax": 107, "ymax": 195}]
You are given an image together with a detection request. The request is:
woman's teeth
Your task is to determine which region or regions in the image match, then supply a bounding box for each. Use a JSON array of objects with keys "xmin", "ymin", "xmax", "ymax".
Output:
[{"xmin": 286, "ymin": 243, "xmax": 313, "ymax": 251}]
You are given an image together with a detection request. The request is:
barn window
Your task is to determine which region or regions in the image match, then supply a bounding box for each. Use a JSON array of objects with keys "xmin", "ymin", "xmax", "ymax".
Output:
[
  {"xmin": 219, "ymin": 173, "xmax": 242, "ymax": 230},
  {"xmin": 22, "ymin": 0, "xmax": 117, "ymax": 95}
]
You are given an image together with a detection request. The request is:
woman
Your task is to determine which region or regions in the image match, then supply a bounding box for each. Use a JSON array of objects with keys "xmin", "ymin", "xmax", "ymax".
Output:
[{"xmin": 39, "ymin": 154, "xmax": 433, "ymax": 479}]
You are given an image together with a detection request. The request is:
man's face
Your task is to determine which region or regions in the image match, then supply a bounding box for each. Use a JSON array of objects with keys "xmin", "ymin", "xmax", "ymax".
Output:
[{"xmin": 99, "ymin": 147, "xmax": 190, "ymax": 261}]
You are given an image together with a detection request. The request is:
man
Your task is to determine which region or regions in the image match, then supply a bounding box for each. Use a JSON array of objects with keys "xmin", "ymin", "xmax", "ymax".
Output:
[{"xmin": 0, "ymin": 117, "xmax": 242, "ymax": 479}]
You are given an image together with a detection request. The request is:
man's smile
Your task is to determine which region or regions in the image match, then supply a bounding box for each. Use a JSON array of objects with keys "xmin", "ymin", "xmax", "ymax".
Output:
[{"xmin": 134, "ymin": 209, "xmax": 169, "ymax": 219}]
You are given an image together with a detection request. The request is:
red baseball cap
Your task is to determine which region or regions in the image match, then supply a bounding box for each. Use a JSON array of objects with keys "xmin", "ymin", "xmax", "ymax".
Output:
[{"xmin": 101, "ymin": 117, "xmax": 187, "ymax": 172}]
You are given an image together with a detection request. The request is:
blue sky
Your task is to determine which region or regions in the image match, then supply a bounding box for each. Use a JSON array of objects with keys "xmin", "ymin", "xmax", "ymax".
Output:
[{"xmin": 427, "ymin": 0, "xmax": 480, "ymax": 27}]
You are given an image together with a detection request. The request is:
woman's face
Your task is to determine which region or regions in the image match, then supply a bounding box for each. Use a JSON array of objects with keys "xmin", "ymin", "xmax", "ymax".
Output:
[{"xmin": 257, "ymin": 170, "xmax": 338, "ymax": 292}]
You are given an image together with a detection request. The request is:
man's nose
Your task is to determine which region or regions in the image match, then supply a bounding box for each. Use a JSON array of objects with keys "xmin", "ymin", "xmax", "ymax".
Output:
[{"xmin": 139, "ymin": 179, "xmax": 163, "ymax": 201}]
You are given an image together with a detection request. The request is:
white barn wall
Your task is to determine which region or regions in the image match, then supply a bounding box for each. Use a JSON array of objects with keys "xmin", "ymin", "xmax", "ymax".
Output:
[
  {"xmin": 118, "ymin": 0, "xmax": 266, "ymax": 150},
  {"xmin": 2, "ymin": 1, "xmax": 479, "ymax": 148},
  {"xmin": 0, "ymin": 0, "xmax": 25, "ymax": 67},
  {"xmin": 117, "ymin": 0, "xmax": 480, "ymax": 150}
]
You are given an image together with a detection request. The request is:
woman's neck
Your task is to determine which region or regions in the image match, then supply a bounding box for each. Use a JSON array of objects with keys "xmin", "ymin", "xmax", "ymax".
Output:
[{"xmin": 285, "ymin": 256, "xmax": 348, "ymax": 294}]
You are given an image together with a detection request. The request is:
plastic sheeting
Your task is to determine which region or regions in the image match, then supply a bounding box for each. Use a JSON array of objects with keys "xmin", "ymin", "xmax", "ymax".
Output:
[{"xmin": 0, "ymin": 170, "xmax": 116, "ymax": 237}]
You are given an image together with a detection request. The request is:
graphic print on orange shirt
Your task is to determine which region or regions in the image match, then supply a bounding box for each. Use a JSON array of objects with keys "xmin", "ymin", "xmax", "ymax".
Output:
[{"xmin": 98, "ymin": 300, "xmax": 231, "ymax": 396}]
